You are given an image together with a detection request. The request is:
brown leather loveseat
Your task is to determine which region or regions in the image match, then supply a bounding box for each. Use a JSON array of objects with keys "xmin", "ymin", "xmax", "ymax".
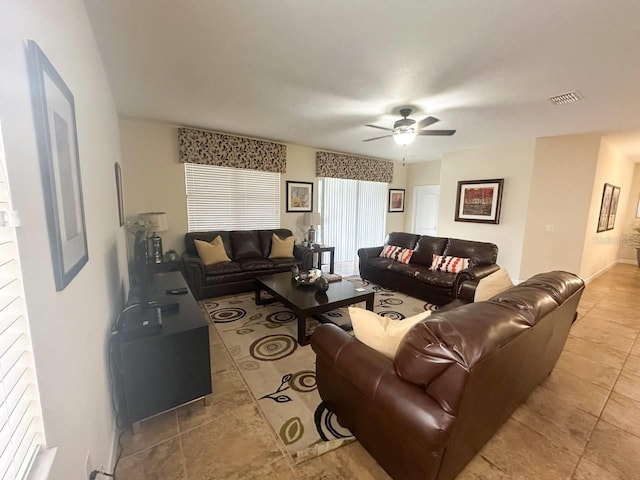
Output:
[
  {"xmin": 311, "ymin": 271, "xmax": 584, "ymax": 480},
  {"xmin": 182, "ymin": 228, "xmax": 313, "ymax": 299},
  {"xmin": 358, "ymin": 232, "xmax": 500, "ymax": 305}
]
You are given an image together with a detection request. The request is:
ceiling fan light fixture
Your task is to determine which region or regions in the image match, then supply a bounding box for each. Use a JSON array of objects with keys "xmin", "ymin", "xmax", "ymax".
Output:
[{"xmin": 393, "ymin": 128, "xmax": 417, "ymax": 146}]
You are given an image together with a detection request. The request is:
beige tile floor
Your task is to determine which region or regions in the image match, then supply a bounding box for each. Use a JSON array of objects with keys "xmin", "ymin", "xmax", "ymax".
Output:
[{"xmin": 116, "ymin": 263, "xmax": 640, "ymax": 479}]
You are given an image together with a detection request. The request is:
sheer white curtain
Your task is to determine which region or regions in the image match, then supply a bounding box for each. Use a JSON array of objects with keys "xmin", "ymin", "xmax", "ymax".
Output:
[{"xmin": 320, "ymin": 177, "xmax": 387, "ymax": 264}]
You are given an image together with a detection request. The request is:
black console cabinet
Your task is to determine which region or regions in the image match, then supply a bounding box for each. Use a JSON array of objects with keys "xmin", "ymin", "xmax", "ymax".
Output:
[{"xmin": 114, "ymin": 271, "xmax": 211, "ymax": 430}]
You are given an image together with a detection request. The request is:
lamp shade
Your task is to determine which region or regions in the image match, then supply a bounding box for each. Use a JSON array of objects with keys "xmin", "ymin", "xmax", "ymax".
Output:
[
  {"xmin": 139, "ymin": 212, "xmax": 168, "ymax": 232},
  {"xmin": 393, "ymin": 128, "xmax": 417, "ymax": 146},
  {"xmin": 304, "ymin": 212, "xmax": 321, "ymax": 226}
]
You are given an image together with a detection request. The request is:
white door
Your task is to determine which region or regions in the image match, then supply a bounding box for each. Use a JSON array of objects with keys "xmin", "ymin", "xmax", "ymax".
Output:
[{"xmin": 412, "ymin": 185, "xmax": 440, "ymax": 236}]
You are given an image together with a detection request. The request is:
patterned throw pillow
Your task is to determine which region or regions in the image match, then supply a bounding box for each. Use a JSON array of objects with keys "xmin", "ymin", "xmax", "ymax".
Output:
[
  {"xmin": 429, "ymin": 254, "xmax": 470, "ymax": 273},
  {"xmin": 380, "ymin": 245, "xmax": 414, "ymax": 264}
]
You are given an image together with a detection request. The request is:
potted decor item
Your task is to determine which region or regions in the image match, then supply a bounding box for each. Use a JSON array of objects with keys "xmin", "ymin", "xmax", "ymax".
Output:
[
  {"xmin": 165, "ymin": 249, "xmax": 179, "ymax": 261},
  {"xmin": 623, "ymin": 223, "xmax": 640, "ymax": 266},
  {"xmin": 315, "ymin": 275, "xmax": 329, "ymax": 292}
]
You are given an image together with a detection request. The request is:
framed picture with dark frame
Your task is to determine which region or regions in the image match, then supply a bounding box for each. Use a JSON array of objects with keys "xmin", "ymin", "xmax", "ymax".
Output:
[
  {"xmin": 597, "ymin": 183, "xmax": 615, "ymax": 233},
  {"xmin": 28, "ymin": 40, "xmax": 88, "ymax": 291},
  {"xmin": 388, "ymin": 189, "xmax": 405, "ymax": 212},
  {"xmin": 286, "ymin": 181, "xmax": 313, "ymax": 212},
  {"xmin": 605, "ymin": 185, "xmax": 621, "ymax": 231},
  {"xmin": 115, "ymin": 162, "xmax": 125, "ymax": 226},
  {"xmin": 455, "ymin": 179, "xmax": 504, "ymax": 224}
]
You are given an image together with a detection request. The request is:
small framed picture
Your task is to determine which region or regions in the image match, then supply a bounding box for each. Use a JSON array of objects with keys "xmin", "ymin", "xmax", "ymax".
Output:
[
  {"xmin": 455, "ymin": 179, "xmax": 504, "ymax": 224},
  {"xmin": 597, "ymin": 183, "xmax": 614, "ymax": 233},
  {"xmin": 286, "ymin": 181, "xmax": 313, "ymax": 212},
  {"xmin": 606, "ymin": 186, "xmax": 621, "ymax": 231},
  {"xmin": 115, "ymin": 162, "xmax": 125, "ymax": 226},
  {"xmin": 388, "ymin": 189, "xmax": 405, "ymax": 212}
]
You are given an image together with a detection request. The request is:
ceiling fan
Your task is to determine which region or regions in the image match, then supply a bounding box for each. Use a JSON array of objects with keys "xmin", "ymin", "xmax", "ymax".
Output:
[{"xmin": 363, "ymin": 108, "xmax": 456, "ymax": 146}]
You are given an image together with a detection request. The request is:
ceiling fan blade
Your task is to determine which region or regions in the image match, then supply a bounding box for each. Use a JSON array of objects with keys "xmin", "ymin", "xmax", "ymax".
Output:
[
  {"xmin": 363, "ymin": 135, "xmax": 393, "ymax": 142},
  {"xmin": 417, "ymin": 116, "xmax": 439, "ymax": 129},
  {"xmin": 365, "ymin": 124, "xmax": 393, "ymax": 132},
  {"xmin": 418, "ymin": 129, "xmax": 456, "ymax": 136}
]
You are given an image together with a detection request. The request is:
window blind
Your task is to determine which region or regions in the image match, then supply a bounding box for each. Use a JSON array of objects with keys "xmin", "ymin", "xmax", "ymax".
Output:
[
  {"xmin": 321, "ymin": 177, "xmax": 386, "ymax": 263},
  {"xmin": 185, "ymin": 163, "xmax": 280, "ymax": 231},
  {"xmin": 0, "ymin": 127, "xmax": 45, "ymax": 480}
]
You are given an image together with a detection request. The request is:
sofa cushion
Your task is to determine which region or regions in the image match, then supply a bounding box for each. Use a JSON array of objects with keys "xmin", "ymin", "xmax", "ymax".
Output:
[
  {"xmin": 367, "ymin": 257, "xmax": 396, "ymax": 270},
  {"xmin": 194, "ymin": 236, "xmax": 231, "ymax": 265},
  {"xmin": 259, "ymin": 229, "xmax": 294, "ymax": 258},
  {"xmin": 410, "ymin": 235, "xmax": 448, "ymax": 266},
  {"xmin": 385, "ymin": 232, "xmax": 420, "ymax": 249},
  {"xmin": 430, "ymin": 254, "xmax": 470, "ymax": 273},
  {"xmin": 475, "ymin": 268, "xmax": 513, "ymax": 302},
  {"xmin": 204, "ymin": 261, "xmax": 242, "ymax": 275},
  {"xmin": 443, "ymin": 238, "xmax": 498, "ymax": 266},
  {"xmin": 269, "ymin": 234, "xmax": 295, "ymax": 258},
  {"xmin": 239, "ymin": 258, "xmax": 275, "ymax": 271},
  {"xmin": 271, "ymin": 257, "xmax": 300, "ymax": 269},
  {"xmin": 231, "ymin": 231, "xmax": 263, "ymax": 260},
  {"xmin": 350, "ymin": 307, "xmax": 432, "ymax": 359},
  {"xmin": 415, "ymin": 270, "xmax": 456, "ymax": 288},
  {"xmin": 380, "ymin": 245, "xmax": 414, "ymax": 264},
  {"xmin": 388, "ymin": 262, "xmax": 424, "ymax": 277},
  {"xmin": 185, "ymin": 231, "xmax": 233, "ymax": 258}
]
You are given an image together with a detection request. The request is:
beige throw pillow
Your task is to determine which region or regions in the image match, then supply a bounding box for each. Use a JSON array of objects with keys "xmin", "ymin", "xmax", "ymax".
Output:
[
  {"xmin": 349, "ymin": 307, "xmax": 432, "ymax": 359},
  {"xmin": 269, "ymin": 234, "xmax": 295, "ymax": 258},
  {"xmin": 474, "ymin": 268, "xmax": 514, "ymax": 302},
  {"xmin": 194, "ymin": 236, "xmax": 231, "ymax": 265}
]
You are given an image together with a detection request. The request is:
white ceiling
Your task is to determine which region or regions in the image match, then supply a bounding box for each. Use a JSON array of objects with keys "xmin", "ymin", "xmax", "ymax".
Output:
[{"xmin": 84, "ymin": 0, "xmax": 640, "ymax": 163}]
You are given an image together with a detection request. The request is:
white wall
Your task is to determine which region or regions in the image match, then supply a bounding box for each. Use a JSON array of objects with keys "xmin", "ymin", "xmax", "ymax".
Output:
[
  {"xmin": 0, "ymin": 1, "xmax": 127, "ymax": 478},
  {"xmin": 119, "ymin": 117, "xmax": 407, "ymax": 250},
  {"xmin": 439, "ymin": 141, "xmax": 536, "ymax": 280},
  {"xmin": 404, "ymin": 160, "xmax": 441, "ymax": 232},
  {"xmin": 519, "ymin": 134, "xmax": 601, "ymax": 280},
  {"xmin": 618, "ymin": 163, "xmax": 640, "ymax": 263},
  {"xmin": 579, "ymin": 139, "xmax": 635, "ymax": 280}
]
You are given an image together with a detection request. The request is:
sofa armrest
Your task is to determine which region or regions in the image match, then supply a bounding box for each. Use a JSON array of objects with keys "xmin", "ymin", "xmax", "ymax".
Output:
[
  {"xmin": 357, "ymin": 246, "xmax": 383, "ymax": 276},
  {"xmin": 293, "ymin": 244, "xmax": 313, "ymax": 270},
  {"xmin": 182, "ymin": 252, "xmax": 206, "ymax": 299},
  {"xmin": 453, "ymin": 264, "xmax": 500, "ymax": 298}
]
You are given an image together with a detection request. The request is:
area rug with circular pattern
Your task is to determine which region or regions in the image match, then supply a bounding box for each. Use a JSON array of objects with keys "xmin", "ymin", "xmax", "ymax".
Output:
[{"xmin": 202, "ymin": 277, "xmax": 438, "ymax": 464}]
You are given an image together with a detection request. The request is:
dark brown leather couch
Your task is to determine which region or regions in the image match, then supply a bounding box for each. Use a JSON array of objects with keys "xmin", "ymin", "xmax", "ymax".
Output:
[
  {"xmin": 358, "ymin": 232, "xmax": 500, "ymax": 305},
  {"xmin": 312, "ymin": 271, "xmax": 584, "ymax": 480},
  {"xmin": 182, "ymin": 229, "xmax": 313, "ymax": 299}
]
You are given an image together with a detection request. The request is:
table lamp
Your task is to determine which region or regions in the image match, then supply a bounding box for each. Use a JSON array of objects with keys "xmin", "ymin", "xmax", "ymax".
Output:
[
  {"xmin": 304, "ymin": 212, "xmax": 321, "ymax": 246},
  {"xmin": 139, "ymin": 212, "xmax": 168, "ymax": 263}
]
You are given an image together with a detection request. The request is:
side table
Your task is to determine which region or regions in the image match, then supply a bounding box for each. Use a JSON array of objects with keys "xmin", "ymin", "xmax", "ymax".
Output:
[
  {"xmin": 146, "ymin": 259, "xmax": 182, "ymax": 274},
  {"xmin": 310, "ymin": 246, "xmax": 335, "ymax": 274}
]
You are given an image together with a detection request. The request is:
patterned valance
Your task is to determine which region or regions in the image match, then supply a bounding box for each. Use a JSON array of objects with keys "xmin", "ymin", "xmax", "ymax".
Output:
[
  {"xmin": 178, "ymin": 127, "xmax": 286, "ymax": 173},
  {"xmin": 315, "ymin": 151, "xmax": 393, "ymax": 183}
]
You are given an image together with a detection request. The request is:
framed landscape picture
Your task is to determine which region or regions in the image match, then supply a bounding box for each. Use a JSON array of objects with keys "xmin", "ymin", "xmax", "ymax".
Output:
[
  {"xmin": 388, "ymin": 189, "xmax": 405, "ymax": 212},
  {"xmin": 597, "ymin": 183, "xmax": 614, "ymax": 233},
  {"xmin": 455, "ymin": 179, "xmax": 504, "ymax": 224},
  {"xmin": 28, "ymin": 40, "xmax": 89, "ymax": 291},
  {"xmin": 286, "ymin": 181, "xmax": 313, "ymax": 212}
]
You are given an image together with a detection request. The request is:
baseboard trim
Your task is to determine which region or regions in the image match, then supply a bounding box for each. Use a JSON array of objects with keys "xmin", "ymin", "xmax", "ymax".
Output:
[
  {"xmin": 583, "ymin": 262, "xmax": 618, "ymax": 284},
  {"xmin": 617, "ymin": 259, "xmax": 637, "ymax": 266}
]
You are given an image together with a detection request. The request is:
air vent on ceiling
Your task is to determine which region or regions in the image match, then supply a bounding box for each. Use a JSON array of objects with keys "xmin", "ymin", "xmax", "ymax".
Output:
[{"xmin": 548, "ymin": 90, "xmax": 583, "ymax": 105}]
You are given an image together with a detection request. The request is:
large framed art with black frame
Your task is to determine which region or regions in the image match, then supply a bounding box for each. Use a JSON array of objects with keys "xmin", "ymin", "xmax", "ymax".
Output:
[
  {"xmin": 455, "ymin": 179, "xmax": 504, "ymax": 224},
  {"xmin": 28, "ymin": 40, "xmax": 88, "ymax": 291}
]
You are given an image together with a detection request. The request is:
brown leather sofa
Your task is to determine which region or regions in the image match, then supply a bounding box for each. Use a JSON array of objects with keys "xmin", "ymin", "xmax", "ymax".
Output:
[
  {"xmin": 358, "ymin": 232, "xmax": 500, "ymax": 305},
  {"xmin": 311, "ymin": 271, "xmax": 584, "ymax": 480},
  {"xmin": 182, "ymin": 229, "xmax": 313, "ymax": 299}
]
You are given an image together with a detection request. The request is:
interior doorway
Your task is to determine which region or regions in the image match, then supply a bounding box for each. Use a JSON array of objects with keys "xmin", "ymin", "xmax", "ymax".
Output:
[{"xmin": 412, "ymin": 185, "xmax": 440, "ymax": 236}]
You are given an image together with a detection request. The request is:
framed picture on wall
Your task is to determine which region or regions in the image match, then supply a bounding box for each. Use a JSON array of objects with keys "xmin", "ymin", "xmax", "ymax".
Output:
[
  {"xmin": 286, "ymin": 181, "xmax": 313, "ymax": 212},
  {"xmin": 597, "ymin": 183, "xmax": 614, "ymax": 233},
  {"xmin": 606, "ymin": 186, "xmax": 621, "ymax": 231},
  {"xmin": 454, "ymin": 179, "xmax": 504, "ymax": 224},
  {"xmin": 388, "ymin": 189, "xmax": 405, "ymax": 212},
  {"xmin": 28, "ymin": 40, "xmax": 89, "ymax": 291},
  {"xmin": 115, "ymin": 162, "xmax": 125, "ymax": 226}
]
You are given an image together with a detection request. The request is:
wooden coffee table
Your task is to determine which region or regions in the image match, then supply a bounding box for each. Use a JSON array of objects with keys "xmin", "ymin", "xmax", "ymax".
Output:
[{"xmin": 255, "ymin": 272, "xmax": 375, "ymax": 345}]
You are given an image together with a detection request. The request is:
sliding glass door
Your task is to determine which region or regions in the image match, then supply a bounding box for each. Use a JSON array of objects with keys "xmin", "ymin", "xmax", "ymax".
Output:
[{"xmin": 320, "ymin": 177, "xmax": 387, "ymax": 270}]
